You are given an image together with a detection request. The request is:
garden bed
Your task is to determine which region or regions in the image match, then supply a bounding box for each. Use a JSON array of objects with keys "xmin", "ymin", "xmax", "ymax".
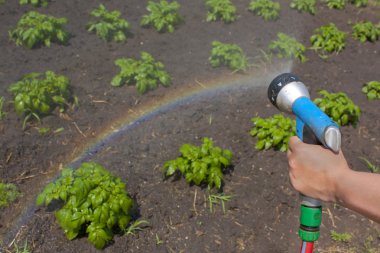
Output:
[{"xmin": 0, "ymin": 0, "xmax": 380, "ymax": 252}]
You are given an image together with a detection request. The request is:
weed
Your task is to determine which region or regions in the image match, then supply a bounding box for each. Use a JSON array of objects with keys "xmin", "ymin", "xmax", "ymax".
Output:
[
  {"xmin": 330, "ymin": 230, "xmax": 352, "ymax": 242},
  {"xmin": 248, "ymin": 0, "xmax": 281, "ymax": 21},
  {"xmin": 290, "ymin": 0, "xmax": 316, "ymax": 14},
  {"xmin": 112, "ymin": 52, "xmax": 171, "ymax": 94},
  {"xmin": 125, "ymin": 220, "xmax": 149, "ymax": 235},
  {"xmin": 9, "ymin": 11, "xmax": 68, "ymax": 48},
  {"xmin": 208, "ymin": 193, "xmax": 233, "ymax": 213},
  {"xmin": 36, "ymin": 162, "xmax": 135, "ymax": 249},
  {"xmin": 250, "ymin": 114, "xmax": 296, "ymax": 152},
  {"xmin": 350, "ymin": 0, "xmax": 368, "ymax": 6},
  {"xmin": 359, "ymin": 157, "xmax": 379, "ymax": 173},
  {"xmin": 205, "ymin": 0, "xmax": 238, "ymax": 23},
  {"xmin": 13, "ymin": 240, "xmax": 31, "ymax": 253},
  {"xmin": 352, "ymin": 21, "xmax": 380, "ymax": 43},
  {"xmin": 209, "ymin": 41, "xmax": 249, "ymax": 72},
  {"xmin": 155, "ymin": 234, "xmax": 164, "ymax": 245},
  {"xmin": 362, "ymin": 81, "xmax": 380, "ymax": 100},
  {"xmin": 87, "ymin": 4, "xmax": 130, "ymax": 42},
  {"xmin": 141, "ymin": 0, "xmax": 182, "ymax": 33},
  {"xmin": 310, "ymin": 23, "xmax": 347, "ymax": 57},
  {"xmin": 313, "ymin": 90, "xmax": 361, "ymax": 127},
  {"xmin": 163, "ymin": 137, "xmax": 233, "ymax": 190},
  {"xmin": 268, "ymin": 32, "xmax": 307, "ymax": 62},
  {"xmin": 0, "ymin": 183, "xmax": 20, "ymax": 208}
]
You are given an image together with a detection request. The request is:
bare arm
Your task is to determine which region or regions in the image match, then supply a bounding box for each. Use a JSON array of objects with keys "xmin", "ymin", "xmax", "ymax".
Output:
[{"xmin": 287, "ymin": 136, "xmax": 380, "ymax": 223}]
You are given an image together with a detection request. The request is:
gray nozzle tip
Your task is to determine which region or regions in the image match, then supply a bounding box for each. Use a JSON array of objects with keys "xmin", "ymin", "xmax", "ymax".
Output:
[{"xmin": 324, "ymin": 126, "xmax": 341, "ymax": 153}]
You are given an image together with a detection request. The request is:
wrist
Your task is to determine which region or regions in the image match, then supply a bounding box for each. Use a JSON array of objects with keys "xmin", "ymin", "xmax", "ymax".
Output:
[{"xmin": 333, "ymin": 166, "xmax": 354, "ymax": 204}]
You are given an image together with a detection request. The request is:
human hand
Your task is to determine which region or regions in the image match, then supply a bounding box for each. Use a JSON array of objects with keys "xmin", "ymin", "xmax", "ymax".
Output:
[{"xmin": 287, "ymin": 136, "xmax": 350, "ymax": 202}]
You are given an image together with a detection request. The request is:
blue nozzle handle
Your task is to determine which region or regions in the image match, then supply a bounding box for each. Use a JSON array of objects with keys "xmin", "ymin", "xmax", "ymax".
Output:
[{"xmin": 292, "ymin": 97, "xmax": 340, "ymax": 151}]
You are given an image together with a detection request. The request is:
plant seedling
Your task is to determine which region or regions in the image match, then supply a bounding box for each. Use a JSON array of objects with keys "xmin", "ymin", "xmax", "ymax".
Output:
[
  {"xmin": 112, "ymin": 52, "xmax": 171, "ymax": 94},
  {"xmin": 268, "ymin": 32, "xmax": 307, "ymax": 62},
  {"xmin": 8, "ymin": 71, "xmax": 76, "ymax": 129},
  {"xmin": 310, "ymin": 23, "xmax": 347, "ymax": 58},
  {"xmin": 209, "ymin": 41, "xmax": 249, "ymax": 72},
  {"xmin": 19, "ymin": 0, "xmax": 49, "ymax": 7},
  {"xmin": 162, "ymin": 137, "xmax": 233, "ymax": 190},
  {"xmin": 324, "ymin": 0, "xmax": 346, "ymax": 9},
  {"xmin": 248, "ymin": 0, "xmax": 281, "ymax": 21},
  {"xmin": 362, "ymin": 81, "xmax": 380, "ymax": 100},
  {"xmin": 141, "ymin": 0, "xmax": 182, "ymax": 33},
  {"xmin": 350, "ymin": 0, "xmax": 368, "ymax": 6},
  {"xmin": 290, "ymin": 0, "xmax": 316, "ymax": 14},
  {"xmin": 155, "ymin": 234, "xmax": 164, "ymax": 245},
  {"xmin": 87, "ymin": 4, "xmax": 130, "ymax": 42},
  {"xmin": 0, "ymin": 96, "xmax": 6, "ymax": 120},
  {"xmin": 36, "ymin": 162, "xmax": 135, "ymax": 249},
  {"xmin": 352, "ymin": 21, "xmax": 380, "ymax": 43},
  {"xmin": 330, "ymin": 230, "xmax": 352, "ymax": 242},
  {"xmin": 359, "ymin": 157, "xmax": 379, "ymax": 173},
  {"xmin": 313, "ymin": 90, "xmax": 361, "ymax": 127},
  {"xmin": 250, "ymin": 114, "xmax": 296, "ymax": 152},
  {"xmin": 0, "ymin": 183, "xmax": 20, "ymax": 208},
  {"xmin": 125, "ymin": 220, "xmax": 149, "ymax": 235},
  {"xmin": 205, "ymin": 0, "xmax": 238, "ymax": 23},
  {"xmin": 9, "ymin": 11, "xmax": 69, "ymax": 48},
  {"xmin": 208, "ymin": 193, "xmax": 233, "ymax": 213}
]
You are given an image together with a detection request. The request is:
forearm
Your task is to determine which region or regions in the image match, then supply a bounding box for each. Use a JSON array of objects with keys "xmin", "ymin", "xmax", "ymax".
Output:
[{"xmin": 336, "ymin": 170, "xmax": 380, "ymax": 223}]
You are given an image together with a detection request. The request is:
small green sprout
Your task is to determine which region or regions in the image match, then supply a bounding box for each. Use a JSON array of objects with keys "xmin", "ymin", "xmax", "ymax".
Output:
[
  {"xmin": 87, "ymin": 4, "xmax": 130, "ymax": 42},
  {"xmin": 209, "ymin": 41, "xmax": 249, "ymax": 72},
  {"xmin": 0, "ymin": 96, "xmax": 6, "ymax": 120},
  {"xmin": 359, "ymin": 157, "xmax": 379, "ymax": 173},
  {"xmin": 268, "ymin": 32, "xmax": 307, "ymax": 62},
  {"xmin": 141, "ymin": 0, "xmax": 182, "ymax": 33},
  {"xmin": 290, "ymin": 0, "xmax": 316, "ymax": 14},
  {"xmin": 125, "ymin": 220, "xmax": 149, "ymax": 235},
  {"xmin": 0, "ymin": 183, "xmax": 21, "ymax": 208},
  {"xmin": 248, "ymin": 0, "xmax": 281, "ymax": 21},
  {"xmin": 19, "ymin": 0, "xmax": 49, "ymax": 7},
  {"xmin": 205, "ymin": 0, "xmax": 238, "ymax": 23},
  {"xmin": 208, "ymin": 193, "xmax": 233, "ymax": 213}
]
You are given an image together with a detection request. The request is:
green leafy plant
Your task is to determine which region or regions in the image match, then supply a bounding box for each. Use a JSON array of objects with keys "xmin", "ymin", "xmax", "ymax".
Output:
[
  {"xmin": 268, "ymin": 32, "xmax": 307, "ymax": 62},
  {"xmin": 0, "ymin": 183, "xmax": 20, "ymax": 208},
  {"xmin": 36, "ymin": 162, "xmax": 135, "ymax": 249},
  {"xmin": 330, "ymin": 230, "xmax": 352, "ymax": 242},
  {"xmin": 205, "ymin": 0, "xmax": 238, "ymax": 23},
  {"xmin": 313, "ymin": 90, "xmax": 361, "ymax": 126},
  {"xmin": 209, "ymin": 41, "xmax": 249, "ymax": 72},
  {"xmin": 250, "ymin": 114, "xmax": 296, "ymax": 152},
  {"xmin": 359, "ymin": 157, "xmax": 379, "ymax": 173},
  {"xmin": 9, "ymin": 11, "xmax": 69, "ymax": 49},
  {"xmin": 0, "ymin": 96, "xmax": 6, "ymax": 120},
  {"xmin": 141, "ymin": 0, "xmax": 182, "ymax": 33},
  {"xmin": 19, "ymin": 0, "xmax": 49, "ymax": 7},
  {"xmin": 350, "ymin": 0, "xmax": 368, "ymax": 6},
  {"xmin": 87, "ymin": 4, "xmax": 130, "ymax": 42},
  {"xmin": 248, "ymin": 0, "xmax": 281, "ymax": 21},
  {"xmin": 290, "ymin": 0, "xmax": 316, "ymax": 14},
  {"xmin": 362, "ymin": 81, "xmax": 380, "ymax": 100},
  {"xmin": 208, "ymin": 193, "xmax": 233, "ymax": 213},
  {"xmin": 310, "ymin": 23, "xmax": 347, "ymax": 57},
  {"xmin": 8, "ymin": 71, "xmax": 75, "ymax": 129},
  {"xmin": 162, "ymin": 137, "xmax": 233, "ymax": 190},
  {"xmin": 324, "ymin": 0, "xmax": 346, "ymax": 9},
  {"xmin": 111, "ymin": 52, "xmax": 171, "ymax": 94},
  {"xmin": 352, "ymin": 21, "xmax": 380, "ymax": 43}
]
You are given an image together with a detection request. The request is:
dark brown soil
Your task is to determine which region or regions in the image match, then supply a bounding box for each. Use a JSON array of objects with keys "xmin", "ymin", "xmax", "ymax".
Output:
[{"xmin": 1, "ymin": 0, "xmax": 380, "ymax": 252}]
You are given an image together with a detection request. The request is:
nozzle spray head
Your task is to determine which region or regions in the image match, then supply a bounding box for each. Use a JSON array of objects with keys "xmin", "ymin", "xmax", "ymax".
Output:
[{"xmin": 268, "ymin": 73, "xmax": 310, "ymax": 114}]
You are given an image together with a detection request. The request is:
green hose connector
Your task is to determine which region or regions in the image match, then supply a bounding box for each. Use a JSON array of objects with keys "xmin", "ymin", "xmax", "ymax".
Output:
[{"xmin": 299, "ymin": 205, "xmax": 322, "ymax": 242}]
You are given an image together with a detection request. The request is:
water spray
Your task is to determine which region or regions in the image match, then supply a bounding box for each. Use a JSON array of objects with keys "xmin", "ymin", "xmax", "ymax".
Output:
[{"xmin": 268, "ymin": 73, "xmax": 341, "ymax": 252}]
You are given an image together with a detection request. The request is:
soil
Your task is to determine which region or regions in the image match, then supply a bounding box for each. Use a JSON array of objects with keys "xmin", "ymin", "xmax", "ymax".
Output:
[{"xmin": 1, "ymin": 0, "xmax": 380, "ymax": 252}]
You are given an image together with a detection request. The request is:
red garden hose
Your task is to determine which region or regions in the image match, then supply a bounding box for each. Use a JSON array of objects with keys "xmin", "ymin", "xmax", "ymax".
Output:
[{"xmin": 300, "ymin": 241, "xmax": 314, "ymax": 253}]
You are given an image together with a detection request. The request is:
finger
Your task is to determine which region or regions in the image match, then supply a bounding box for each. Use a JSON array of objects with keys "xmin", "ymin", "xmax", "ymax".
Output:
[{"xmin": 288, "ymin": 136, "xmax": 301, "ymax": 152}]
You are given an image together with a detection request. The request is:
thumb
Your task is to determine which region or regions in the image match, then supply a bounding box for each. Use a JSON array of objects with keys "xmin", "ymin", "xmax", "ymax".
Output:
[{"xmin": 288, "ymin": 136, "xmax": 302, "ymax": 152}]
